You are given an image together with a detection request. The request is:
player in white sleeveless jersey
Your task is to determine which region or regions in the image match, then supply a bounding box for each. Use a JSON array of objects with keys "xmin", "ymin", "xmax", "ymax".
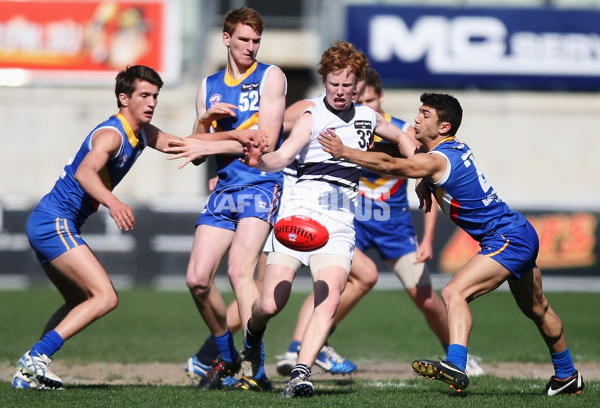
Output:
[{"xmin": 237, "ymin": 41, "xmax": 417, "ymax": 398}]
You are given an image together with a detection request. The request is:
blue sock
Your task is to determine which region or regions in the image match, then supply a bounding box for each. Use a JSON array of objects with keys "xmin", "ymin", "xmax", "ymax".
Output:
[
  {"xmin": 195, "ymin": 335, "xmax": 218, "ymax": 365},
  {"xmin": 213, "ymin": 330, "xmax": 237, "ymax": 363},
  {"xmin": 288, "ymin": 340, "xmax": 301, "ymax": 353},
  {"xmin": 31, "ymin": 330, "xmax": 64, "ymax": 358},
  {"xmin": 551, "ymin": 348, "xmax": 575, "ymax": 379},
  {"xmin": 446, "ymin": 344, "xmax": 468, "ymax": 371},
  {"xmin": 255, "ymin": 342, "xmax": 268, "ymax": 380}
]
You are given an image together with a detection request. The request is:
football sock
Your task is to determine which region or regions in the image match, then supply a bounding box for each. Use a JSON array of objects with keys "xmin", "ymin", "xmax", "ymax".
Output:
[
  {"xmin": 244, "ymin": 319, "xmax": 265, "ymax": 349},
  {"xmin": 288, "ymin": 340, "xmax": 301, "ymax": 353},
  {"xmin": 291, "ymin": 364, "xmax": 311, "ymax": 380},
  {"xmin": 442, "ymin": 343, "xmax": 449, "ymax": 354},
  {"xmin": 195, "ymin": 335, "xmax": 219, "ymax": 365},
  {"xmin": 31, "ymin": 330, "xmax": 64, "ymax": 358},
  {"xmin": 213, "ymin": 330, "xmax": 237, "ymax": 363},
  {"xmin": 551, "ymin": 348, "xmax": 576, "ymax": 379},
  {"xmin": 446, "ymin": 343, "xmax": 468, "ymax": 371},
  {"xmin": 255, "ymin": 342, "xmax": 268, "ymax": 380}
]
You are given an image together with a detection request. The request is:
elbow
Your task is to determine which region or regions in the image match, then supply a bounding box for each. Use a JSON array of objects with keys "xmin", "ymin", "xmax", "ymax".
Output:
[{"xmin": 73, "ymin": 169, "xmax": 84, "ymax": 184}]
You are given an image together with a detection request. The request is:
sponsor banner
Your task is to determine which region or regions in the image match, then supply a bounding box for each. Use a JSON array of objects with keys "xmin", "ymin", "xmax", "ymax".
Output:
[
  {"xmin": 1, "ymin": 206, "xmax": 599, "ymax": 283},
  {"xmin": 435, "ymin": 211, "xmax": 599, "ymax": 276},
  {"xmin": 0, "ymin": 0, "xmax": 180, "ymax": 84},
  {"xmin": 346, "ymin": 6, "xmax": 600, "ymax": 90}
]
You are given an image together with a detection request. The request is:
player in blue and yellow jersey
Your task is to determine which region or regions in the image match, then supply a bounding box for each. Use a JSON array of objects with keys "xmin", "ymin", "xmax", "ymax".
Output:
[
  {"xmin": 320, "ymin": 92, "xmax": 584, "ymax": 396},
  {"xmin": 166, "ymin": 7, "xmax": 287, "ymax": 392},
  {"xmin": 12, "ymin": 65, "xmax": 264, "ymax": 391},
  {"xmin": 275, "ymin": 69, "xmax": 485, "ymax": 377}
]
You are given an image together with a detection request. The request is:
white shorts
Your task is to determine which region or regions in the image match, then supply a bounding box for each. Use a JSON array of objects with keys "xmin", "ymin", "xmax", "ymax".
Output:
[
  {"xmin": 263, "ymin": 172, "xmax": 298, "ymax": 253},
  {"xmin": 271, "ymin": 187, "xmax": 356, "ymax": 266}
]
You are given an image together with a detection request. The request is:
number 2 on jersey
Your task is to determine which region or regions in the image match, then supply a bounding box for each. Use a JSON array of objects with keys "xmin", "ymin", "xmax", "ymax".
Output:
[
  {"xmin": 239, "ymin": 91, "xmax": 259, "ymax": 112},
  {"xmin": 461, "ymin": 149, "xmax": 491, "ymax": 193}
]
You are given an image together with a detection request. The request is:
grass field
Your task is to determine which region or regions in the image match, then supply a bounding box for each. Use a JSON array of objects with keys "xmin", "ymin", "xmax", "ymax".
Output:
[{"xmin": 1, "ymin": 287, "xmax": 598, "ymax": 407}]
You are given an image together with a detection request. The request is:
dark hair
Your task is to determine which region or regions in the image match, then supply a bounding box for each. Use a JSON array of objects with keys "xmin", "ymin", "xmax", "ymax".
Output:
[
  {"xmin": 362, "ymin": 67, "xmax": 383, "ymax": 96},
  {"xmin": 115, "ymin": 65, "xmax": 163, "ymax": 108},
  {"xmin": 317, "ymin": 41, "xmax": 369, "ymax": 83},
  {"xmin": 223, "ymin": 7, "xmax": 264, "ymax": 36},
  {"xmin": 419, "ymin": 93, "xmax": 463, "ymax": 136}
]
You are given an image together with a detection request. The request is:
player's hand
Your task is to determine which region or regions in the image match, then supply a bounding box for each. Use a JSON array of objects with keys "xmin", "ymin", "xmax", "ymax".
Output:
[
  {"xmin": 237, "ymin": 129, "xmax": 269, "ymax": 151},
  {"xmin": 240, "ymin": 143, "xmax": 263, "ymax": 168},
  {"xmin": 416, "ymin": 179, "xmax": 432, "ymax": 213},
  {"xmin": 319, "ymin": 129, "xmax": 346, "ymax": 158},
  {"xmin": 108, "ymin": 201, "xmax": 135, "ymax": 231},
  {"xmin": 415, "ymin": 240, "xmax": 434, "ymax": 263},
  {"xmin": 208, "ymin": 176, "xmax": 218, "ymax": 192},
  {"xmin": 165, "ymin": 138, "xmax": 206, "ymax": 169},
  {"xmin": 198, "ymin": 102, "xmax": 238, "ymax": 127}
]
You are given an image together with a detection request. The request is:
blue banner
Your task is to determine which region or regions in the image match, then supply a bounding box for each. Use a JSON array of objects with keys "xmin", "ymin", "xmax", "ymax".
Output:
[{"xmin": 346, "ymin": 6, "xmax": 600, "ymax": 90}]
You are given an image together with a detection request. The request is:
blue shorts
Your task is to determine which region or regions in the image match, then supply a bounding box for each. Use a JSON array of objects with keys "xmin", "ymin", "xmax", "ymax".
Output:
[
  {"xmin": 197, "ymin": 182, "xmax": 282, "ymax": 231},
  {"xmin": 354, "ymin": 204, "xmax": 417, "ymax": 260},
  {"xmin": 26, "ymin": 208, "xmax": 86, "ymax": 263},
  {"xmin": 479, "ymin": 221, "xmax": 539, "ymax": 278}
]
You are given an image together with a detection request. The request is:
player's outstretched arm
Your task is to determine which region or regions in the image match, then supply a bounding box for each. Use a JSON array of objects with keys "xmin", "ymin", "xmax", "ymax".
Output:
[
  {"xmin": 163, "ymin": 129, "xmax": 268, "ymax": 169},
  {"xmin": 372, "ymin": 112, "xmax": 418, "ymax": 157},
  {"xmin": 242, "ymin": 111, "xmax": 312, "ymax": 171},
  {"xmin": 319, "ymin": 129, "xmax": 439, "ymax": 179}
]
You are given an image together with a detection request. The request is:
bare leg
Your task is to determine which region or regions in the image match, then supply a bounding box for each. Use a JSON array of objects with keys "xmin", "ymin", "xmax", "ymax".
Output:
[
  {"xmin": 508, "ymin": 267, "xmax": 567, "ymax": 353},
  {"xmin": 186, "ymin": 225, "xmax": 234, "ymax": 338},
  {"xmin": 43, "ymin": 245, "xmax": 119, "ymax": 341}
]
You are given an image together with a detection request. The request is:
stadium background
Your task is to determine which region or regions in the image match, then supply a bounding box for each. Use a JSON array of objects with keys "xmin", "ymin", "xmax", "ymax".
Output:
[{"xmin": 1, "ymin": 0, "xmax": 599, "ymax": 289}]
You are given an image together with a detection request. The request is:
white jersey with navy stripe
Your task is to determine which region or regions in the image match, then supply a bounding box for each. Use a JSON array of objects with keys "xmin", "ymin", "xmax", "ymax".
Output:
[
  {"xmin": 296, "ymin": 100, "xmax": 375, "ymax": 194},
  {"xmin": 272, "ymin": 100, "xmax": 376, "ymax": 263}
]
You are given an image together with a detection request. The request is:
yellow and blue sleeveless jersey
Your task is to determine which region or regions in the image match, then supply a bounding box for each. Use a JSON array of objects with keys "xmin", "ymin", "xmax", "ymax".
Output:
[
  {"xmin": 202, "ymin": 61, "xmax": 284, "ymax": 188},
  {"xmin": 427, "ymin": 138, "xmax": 526, "ymax": 241},
  {"xmin": 36, "ymin": 114, "xmax": 146, "ymax": 226}
]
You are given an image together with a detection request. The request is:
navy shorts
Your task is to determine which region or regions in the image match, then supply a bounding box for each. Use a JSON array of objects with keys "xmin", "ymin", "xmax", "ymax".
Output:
[
  {"xmin": 354, "ymin": 206, "xmax": 417, "ymax": 260},
  {"xmin": 479, "ymin": 221, "xmax": 539, "ymax": 278},
  {"xmin": 197, "ymin": 182, "xmax": 282, "ymax": 231},
  {"xmin": 26, "ymin": 208, "xmax": 86, "ymax": 263}
]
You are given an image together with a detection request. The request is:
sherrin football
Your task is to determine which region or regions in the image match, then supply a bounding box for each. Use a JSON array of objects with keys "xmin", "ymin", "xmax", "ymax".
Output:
[{"xmin": 274, "ymin": 215, "xmax": 329, "ymax": 252}]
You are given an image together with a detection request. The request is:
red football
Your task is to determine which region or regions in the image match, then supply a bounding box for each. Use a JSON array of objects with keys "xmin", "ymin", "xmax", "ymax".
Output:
[{"xmin": 274, "ymin": 215, "xmax": 329, "ymax": 252}]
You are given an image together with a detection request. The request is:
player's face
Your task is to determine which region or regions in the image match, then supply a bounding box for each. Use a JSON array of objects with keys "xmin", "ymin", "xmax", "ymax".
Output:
[
  {"xmin": 354, "ymin": 85, "xmax": 382, "ymax": 113},
  {"xmin": 224, "ymin": 24, "xmax": 261, "ymax": 68},
  {"xmin": 414, "ymin": 105, "xmax": 440, "ymax": 142},
  {"xmin": 324, "ymin": 67, "xmax": 357, "ymax": 111},
  {"xmin": 121, "ymin": 79, "xmax": 159, "ymax": 125}
]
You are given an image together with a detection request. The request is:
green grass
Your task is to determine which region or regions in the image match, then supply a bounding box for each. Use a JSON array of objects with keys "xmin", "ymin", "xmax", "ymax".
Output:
[{"xmin": 0, "ymin": 288, "xmax": 598, "ymax": 407}]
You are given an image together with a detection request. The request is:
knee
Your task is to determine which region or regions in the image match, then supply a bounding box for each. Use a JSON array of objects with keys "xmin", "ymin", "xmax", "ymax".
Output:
[
  {"xmin": 227, "ymin": 263, "xmax": 253, "ymax": 286},
  {"xmin": 314, "ymin": 291, "xmax": 342, "ymax": 320},
  {"xmin": 440, "ymin": 284, "xmax": 461, "ymax": 306},
  {"xmin": 186, "ymin": 274, "xmax": 211, "ymax": 298},
  {"xmin": 350, "ymin": 263, "xmax": 378, "ymax": 292},
  {"xmin": 256, "ymin": 297, "xmax": 280, "ymax": 320},
  {"xmin": 360, "ymin": 263, "xmax": 379, "ymax": 290},
  {"xmin": 414, "ymin": 287, "xmax": 440, "ymax": 312},
  {"xmin": 95, "ymin": 289, "xmax": 119, "ymax": 317}
]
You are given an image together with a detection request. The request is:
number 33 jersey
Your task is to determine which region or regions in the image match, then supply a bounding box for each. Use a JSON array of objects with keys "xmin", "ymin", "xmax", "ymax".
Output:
[{"xmin": 296, "ymin": 100, "xmax": 376, "ymax": 195}]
